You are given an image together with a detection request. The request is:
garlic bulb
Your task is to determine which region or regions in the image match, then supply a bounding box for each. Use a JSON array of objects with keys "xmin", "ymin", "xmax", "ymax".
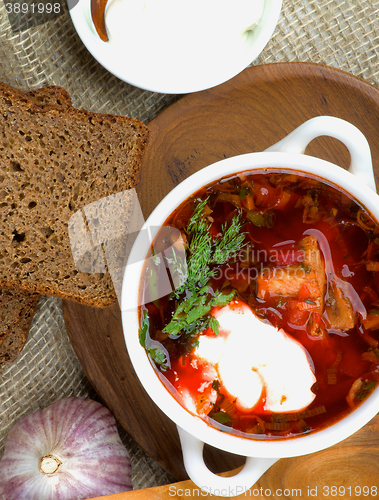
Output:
[{"xmin": 0, "ymin": 397, "xmax": 132, "ymax": 500}]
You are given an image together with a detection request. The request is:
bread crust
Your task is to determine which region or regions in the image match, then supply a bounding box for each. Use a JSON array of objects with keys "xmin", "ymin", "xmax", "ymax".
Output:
[
  {"xmin": 26, "ymin": 86, "xmax": 73, "ymax": 110},
  {"xmin": 0, "ymin": 81, "xmax": 149, "ymax": 307}
]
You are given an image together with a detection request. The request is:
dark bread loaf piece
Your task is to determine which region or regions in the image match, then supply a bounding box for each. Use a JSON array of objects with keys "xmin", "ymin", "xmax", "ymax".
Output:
[
  {"xmin": 0, "ymin": 289, "xmax": 39, "ymax": 368},
  {"xmin": 0, "ymin": 87, "xmax": 74, "ymax": 368},
  {"xmin": 0, "ymin": 81, "xmax": 149, "ymax": 307},
  {"xmin": 26, "ymin": 86, "xmax": 72, "ymax": 111}
]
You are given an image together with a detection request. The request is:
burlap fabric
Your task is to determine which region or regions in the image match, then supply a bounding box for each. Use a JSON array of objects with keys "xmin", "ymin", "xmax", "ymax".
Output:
[{"xmin": 0, "ymin": 0, "xmax": 379, "ymax": 490}]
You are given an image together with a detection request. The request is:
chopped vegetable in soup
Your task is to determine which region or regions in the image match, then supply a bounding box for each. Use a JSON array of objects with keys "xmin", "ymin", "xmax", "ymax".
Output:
[{"xmin": 138, "ymin": 170, "xmax": 379, "ymax": 439}]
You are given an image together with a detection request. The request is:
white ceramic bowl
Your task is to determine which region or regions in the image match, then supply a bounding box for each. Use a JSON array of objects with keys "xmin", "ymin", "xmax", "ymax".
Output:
[
  {"xmin": 68, "ymin": 0, "xmax": 282, "ymax": 94},
  {"xmin": 121, "ymin": 116, "xmax": 378, "ymax": 496}
]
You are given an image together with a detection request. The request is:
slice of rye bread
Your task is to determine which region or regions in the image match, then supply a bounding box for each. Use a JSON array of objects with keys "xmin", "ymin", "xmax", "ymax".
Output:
[
  {"xmin": 0, "ymin": 289, "xmax": 40, "ymax": 368},
  {"xmin": 0, "ymin": 81, "xmax": 149, "ymax": 307},
  {"xmin": 26, "ymin": 85, "xmax": 73, "ymax": 111},
  {"xmin": 0, "ymin": 88, "xmax": 72, "ymax": 369}
]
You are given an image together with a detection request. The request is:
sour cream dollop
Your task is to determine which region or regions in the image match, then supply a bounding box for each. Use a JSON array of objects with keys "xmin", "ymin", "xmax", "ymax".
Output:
[
  {"xmin": 193, "ymin": 301, "xmax": 316, "ymax": 414},
  {"xmin": 104, "ymin": 0, "xmax": 264, "ymax": 82}
]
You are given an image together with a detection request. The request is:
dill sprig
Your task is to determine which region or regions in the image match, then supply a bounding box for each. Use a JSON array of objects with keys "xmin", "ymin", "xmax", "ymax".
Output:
[
  {"xmin": 175, "ymin": 198, "xmax": 245, "ymax": 295},
  {"xmin": 163, "ymin": 198, "xmax": 246, "ymax": 338},
  {"xmin": 139, "ymin": 310, "xmax": 170, "ymax": 370},
  {"xmin": 212, "ymin": 215, "xmax": 247, "ymax": 265},
  {"xmin": 179, "ymin": 198, "xmax": 213, "ymax": 293}
]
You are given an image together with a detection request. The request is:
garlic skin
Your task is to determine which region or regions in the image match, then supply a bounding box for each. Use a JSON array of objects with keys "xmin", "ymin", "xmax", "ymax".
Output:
[{"xmin": 0, "ymin": 397, "xmax": 132, "ymax": 500}]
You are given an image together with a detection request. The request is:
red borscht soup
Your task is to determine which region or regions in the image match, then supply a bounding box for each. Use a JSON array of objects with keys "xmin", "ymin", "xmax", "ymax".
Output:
[{"xmin": 138, "ymin": 169, "xmax": 379, "ymax": 439}]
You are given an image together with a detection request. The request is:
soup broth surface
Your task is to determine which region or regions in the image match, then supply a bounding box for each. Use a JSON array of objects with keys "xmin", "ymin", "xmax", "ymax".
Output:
[{"xmin": 138, "ymin": 169, "xmax": 379, "ymax": 439}]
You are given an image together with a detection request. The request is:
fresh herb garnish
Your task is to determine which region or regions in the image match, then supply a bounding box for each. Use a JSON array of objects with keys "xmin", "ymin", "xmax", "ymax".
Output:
[
  {"xmin": 138, "ymin": 309, "xmax": 149, "ymax": 348},
  {"xmin": 355, "ymin": 380, "xmax": 376, "ymax": 403},
  {"xmin": 163, "ymin": 199, "xmax": 246, "ymax": 338},
  {"xmin": 140, "ymin": 198, "xmax": 247, "ymax": 365},
  {"xmin": 174, "ymin": 198, "xmax": 246, "ymax": 294},
  {"xmin": 208, "ymin": 316, "xmax": 221, "ymax": 336},
  {"xmin": 148, "ymin": 347, "xmax": 169, "ymax": 369},
  {"xmin": 239, "ymin": 187, "xmax": 247, "ymax": 200},
  {"xmin": 246, "ymin": 210, "xmax": 274, "ymax": 228},
  {"xmin": 138, "ymin": 310, "xmax": 170, "ymax": 370},
  {"xmin": 211, "ymin": 411, "xmax": 232, "ymax": 425},
  {"xmin": 163, "ymin": 288, "xmax": 235, "ymax": 337}
]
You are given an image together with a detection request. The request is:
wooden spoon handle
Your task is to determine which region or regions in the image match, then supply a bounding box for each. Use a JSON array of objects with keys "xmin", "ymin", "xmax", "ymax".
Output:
[{"xmin": 91, "ymin": 0, "xmax": 109, "ymax": 42}]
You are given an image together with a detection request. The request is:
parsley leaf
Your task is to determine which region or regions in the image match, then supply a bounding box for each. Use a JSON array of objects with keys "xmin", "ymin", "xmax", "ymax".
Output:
[
  {"xmin": 147, "ymin": 347, "xmax": 169, "ymax": 370},
  {"xmin": 355, "ymin": 380, "xmax": 376, "ymax": 403},
  {"xmin": 138, "ymin": 309, "xmax": 149, "ymax": 348},
  {"xmin": 139, "ymin": 309, "xmax": 170, "ymax": 370},
  {"xmin": 211, "ymin": 411, "xmax": 232, "ymax": 425}
]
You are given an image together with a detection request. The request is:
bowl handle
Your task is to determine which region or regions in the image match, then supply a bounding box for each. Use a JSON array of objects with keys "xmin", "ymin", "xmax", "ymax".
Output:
[
  {"xmin": 177, "ymin": 426, "xmax": 278, "ymax": 497},
  {"xmin": 266, "ymin": 116, "xmax": 376, "ymax": 192}
]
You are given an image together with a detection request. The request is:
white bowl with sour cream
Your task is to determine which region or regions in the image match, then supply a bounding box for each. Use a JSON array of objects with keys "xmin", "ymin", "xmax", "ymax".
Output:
[
  {"xmin": 68, "ymin": 0, "xmax": 282, "ymax": 94},
  {"xmin": 121, "ymin": 116, "xmax": 379, "ymax": 496}
]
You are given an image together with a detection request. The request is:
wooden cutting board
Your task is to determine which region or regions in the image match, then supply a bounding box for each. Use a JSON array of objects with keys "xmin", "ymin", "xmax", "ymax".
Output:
[
  {"xmin": 63, "ymin": 62, "xmax": 379, "ymax": 482},
  {"xmin": 90, "ymin": 412, "xmax": 379, "ymax": 499}
]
